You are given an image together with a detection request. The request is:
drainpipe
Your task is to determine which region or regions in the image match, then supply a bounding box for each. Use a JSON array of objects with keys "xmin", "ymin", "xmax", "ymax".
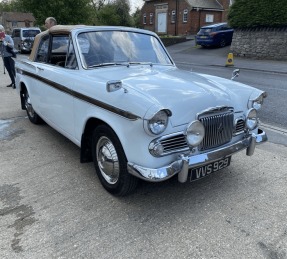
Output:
[
  {"xmin": 196, "ymin": 7, "xmax": 201, "ymax": 32},
  {"xmin": 175, "ymin": 0, "xmax": 179, "ymax": 36}
]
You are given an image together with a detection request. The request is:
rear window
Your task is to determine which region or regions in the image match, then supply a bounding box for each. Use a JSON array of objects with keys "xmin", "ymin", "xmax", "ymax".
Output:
[{"xmin": 23, "ymin": 30, "xmax": 40, "ymax": 37}]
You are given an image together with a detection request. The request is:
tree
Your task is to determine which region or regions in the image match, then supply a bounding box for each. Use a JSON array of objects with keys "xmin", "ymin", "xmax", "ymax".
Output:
[
  {"xmin": 228, "ymin": 0, "xmax": 287, "ymax": 28},
  {"xmin": 131, "ymin": 7, "xmax": 142, "ymax": 28},
  {"xmin": 0, "ymin": 0, "xmax": 22, "ymax": 12},
  {"xmin": 96, "ymin": 0, "xmax": 132, "ymax": 26},
  {"xmin": 17, "ymin": 0, "xmax": 93, "ymax": 27}
]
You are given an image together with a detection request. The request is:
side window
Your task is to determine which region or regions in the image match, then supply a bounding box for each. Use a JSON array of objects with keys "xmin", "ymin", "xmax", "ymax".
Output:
[
  {"xmin": 49, "ymin": 35, "xmax": 69, "ymax": 67},
  {"xmin": 35, "ymin": 35, "xmax": 50, "ymax": 63}
]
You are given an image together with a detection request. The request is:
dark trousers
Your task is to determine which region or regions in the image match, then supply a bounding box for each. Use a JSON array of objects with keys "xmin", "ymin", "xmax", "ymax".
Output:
[{"xmin": 3, "ymin": 56, "xmax": 16, "ymax": 84}]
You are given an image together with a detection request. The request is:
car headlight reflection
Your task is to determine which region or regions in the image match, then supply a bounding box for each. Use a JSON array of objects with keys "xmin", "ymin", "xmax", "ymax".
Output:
[
  {"xmin": 148, "ymin": 110, "xmax": 169, "ymax": 135},
  {"xmin": 185, "ymin": 120, "xmax": 205, "ymax": 146},
  {"xmin": 246, "ymin": 108, "xmax": 258, "ymax": 130}
]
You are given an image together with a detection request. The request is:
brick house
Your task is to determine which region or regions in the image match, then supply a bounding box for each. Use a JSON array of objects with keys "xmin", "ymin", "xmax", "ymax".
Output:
[
  {"xmin": 0, "ymin": 12, "xmax": 36, "ymax": 35},
  {"xmin": 141, "ymin": 0, "xmax": 233, "ymax": 35}
]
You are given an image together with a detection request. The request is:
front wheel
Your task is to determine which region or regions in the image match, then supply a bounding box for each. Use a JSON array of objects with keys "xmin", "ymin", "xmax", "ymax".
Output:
[
  {"xmin": 92, "ymin": 125, "xmax": 138, "ymax": 196},
  {"xmin": 24, "ymin": 90, "xmax": 43, "ymax": 124}
]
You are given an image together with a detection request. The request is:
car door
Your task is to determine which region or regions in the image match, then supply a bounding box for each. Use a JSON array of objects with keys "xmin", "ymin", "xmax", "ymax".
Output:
[{"xmin": 34, "ymin": 34, "xmax": 76, "ymax": 139}]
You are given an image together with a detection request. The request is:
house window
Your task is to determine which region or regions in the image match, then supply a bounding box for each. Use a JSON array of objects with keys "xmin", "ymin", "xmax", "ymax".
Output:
[
  {"xmin": 183, "ymin": 9, "xmax": 188, "ymax": 23},
  {"xmin": 206, "ymin": 14, "xmax": 214, "ymax": 23},
  {"xmin": 150, "ymin": 13, "xmax": 153, "ymax": 24},
  {"xmin": 171, "ymin": 10, "xmax": 176, "ymax": 23},
  {"xmin": 143, "ymin": 13, "xmax": 147, "ymax": 24},
  {"xmin": 12, "ymin": 21, "xmax": 18, "ymax": 27}
]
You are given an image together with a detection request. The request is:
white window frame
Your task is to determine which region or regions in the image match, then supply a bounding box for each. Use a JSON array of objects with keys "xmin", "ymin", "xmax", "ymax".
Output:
[
  {"xmin": 143, "ymin": 13, "xmax": 147, "ymax": 25},
  {"xmin": 171, "ymin": 10, "xmax": 176, "ymax": 23},
  {"xmin": 205, "ymin": 14, "xmax": 214, "ymax": 23},
  {"xmin": 183, "ymin": 9, "xmax": 188, "ymax": 23}
]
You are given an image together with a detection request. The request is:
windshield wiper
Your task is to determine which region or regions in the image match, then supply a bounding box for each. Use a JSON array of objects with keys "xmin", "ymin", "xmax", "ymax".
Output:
[
  {"xmin": 88, "ymin": 62, "xmax": 126, "ymax": 68},
  {"xmin": 88, "ymin": 61, "xmax": 153, "ymax": 68}
]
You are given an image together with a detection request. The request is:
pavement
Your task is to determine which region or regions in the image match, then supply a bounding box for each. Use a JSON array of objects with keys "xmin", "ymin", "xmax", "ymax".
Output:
[{"xmin": 167, "ymin": 38, "xmax": 287, "ymax": 75}]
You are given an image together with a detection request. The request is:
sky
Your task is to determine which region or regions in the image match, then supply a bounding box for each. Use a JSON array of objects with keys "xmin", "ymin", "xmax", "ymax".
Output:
[{"xmin": 130, "ymin": 0, "xmax": 144, "ymax": 13}]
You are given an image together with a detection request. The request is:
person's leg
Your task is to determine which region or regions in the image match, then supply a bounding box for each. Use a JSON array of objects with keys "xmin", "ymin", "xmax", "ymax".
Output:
[
  {"xmin": 3, "ymin": 57, "xmax": 15, "ymax": 86},
  {"xmin": 9, "ymin": 58, "xmax": 16, "ymax": 79}
]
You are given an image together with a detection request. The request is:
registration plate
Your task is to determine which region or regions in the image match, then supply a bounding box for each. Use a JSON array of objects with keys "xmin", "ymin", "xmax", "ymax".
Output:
[
  {"xmin": 189, "ymin": 156, "xmax": 231, "ymax": 182},
  {"xmin": 200, "ymin": 36, "xmax": 207, "ymax": 39}
]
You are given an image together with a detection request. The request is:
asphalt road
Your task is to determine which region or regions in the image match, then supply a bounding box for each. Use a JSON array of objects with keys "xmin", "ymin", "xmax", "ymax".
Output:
[{"xmin": 1, "ymin": 48, "xmax": 287, "ymax": 259}]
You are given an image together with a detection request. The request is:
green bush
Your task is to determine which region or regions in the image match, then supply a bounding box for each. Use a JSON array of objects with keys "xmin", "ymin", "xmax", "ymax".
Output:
[{"xmin": 228, "ymin": 0, "xmax": 287, "ymax": 28}]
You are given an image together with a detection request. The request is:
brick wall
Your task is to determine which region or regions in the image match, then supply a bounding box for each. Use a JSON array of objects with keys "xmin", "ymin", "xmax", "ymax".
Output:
[
  {"xmin": 141, "ymin": 0, "xmax": 225, "ymax": 36},
  {"xmin": 231, "ymin": 27, "xmax": 287, "ymax": 60}
]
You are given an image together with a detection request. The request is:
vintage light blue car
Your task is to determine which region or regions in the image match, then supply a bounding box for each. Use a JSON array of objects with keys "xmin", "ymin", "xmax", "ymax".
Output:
[{"xmin": 16, "ymin": 25, "xmax": 267, "ymax": 196}]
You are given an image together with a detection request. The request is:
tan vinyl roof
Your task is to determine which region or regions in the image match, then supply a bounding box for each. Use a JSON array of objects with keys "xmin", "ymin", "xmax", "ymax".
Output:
[{"xmin": 29, "ymin": 25, "xmax": 87, "ymax": 61}]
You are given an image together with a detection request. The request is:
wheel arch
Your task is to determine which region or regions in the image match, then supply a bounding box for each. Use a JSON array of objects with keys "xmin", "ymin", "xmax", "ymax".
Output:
[{"xmin": 80, "ymin": 117, "xmax": 119, "ymax": 163}]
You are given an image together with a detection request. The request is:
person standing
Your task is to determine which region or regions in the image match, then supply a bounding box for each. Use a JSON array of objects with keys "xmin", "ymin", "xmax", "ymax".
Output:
[
  {"xmin": 0, "ymin": 25, "xmax": 16, "ymax": 88},
  {"xmin": 45, "ymin": 17, "xmax": 57, "ymax": 29}
]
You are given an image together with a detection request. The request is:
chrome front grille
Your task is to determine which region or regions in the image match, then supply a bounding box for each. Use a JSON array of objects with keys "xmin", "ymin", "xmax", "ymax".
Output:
[
  {"xmin": 198, "ymin": 111, "xmax": 234, "ymax": 151},
  {"xmin": 159, "ymin": 134, "xmax": 189, "ymax": 154},
  {"xmin": 149, "ymin": 109, "xmax": 247, "ymax": 157}
]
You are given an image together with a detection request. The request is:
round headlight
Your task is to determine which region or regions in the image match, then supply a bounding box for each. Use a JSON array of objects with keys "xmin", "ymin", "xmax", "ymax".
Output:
[
  {"xmin": 185, "ymin": 120, "xmax": 205, "ymax": 146},
  {"xmin": 246, "ymin": 108, "xmax": 258, "ymax": 130},
  {"xmin": 148, "ymin": 110, "xmax": 169, "ymax": 135},
  {"xmin": 249, "ymin": 92, "xmax": 267, "ymax": 111}
]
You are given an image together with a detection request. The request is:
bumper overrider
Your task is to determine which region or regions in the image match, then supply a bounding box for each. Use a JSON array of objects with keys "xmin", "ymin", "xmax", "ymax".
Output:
[{"xmin": 128, "ymin": 128, "xmax": 267, "ymax": 183}]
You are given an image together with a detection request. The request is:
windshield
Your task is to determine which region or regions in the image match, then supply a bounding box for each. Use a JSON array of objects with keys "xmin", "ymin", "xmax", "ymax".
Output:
[
  {"xmin": 76, "ymin": 31, "xmax": 173, "ymax": 68},
  {"xmin": 23, "ymin": 30, "xmax": 40, "ymax": 38}
]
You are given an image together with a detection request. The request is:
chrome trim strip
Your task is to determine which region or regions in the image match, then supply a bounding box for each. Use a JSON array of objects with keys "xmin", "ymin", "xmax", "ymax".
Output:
[
  {"xmin": 19, "ymin": 69, "xmax": 140, "ymax": 120},
  {"xmin": 128, "ymin": 129, "xmax": 267, "ymax": 183}
]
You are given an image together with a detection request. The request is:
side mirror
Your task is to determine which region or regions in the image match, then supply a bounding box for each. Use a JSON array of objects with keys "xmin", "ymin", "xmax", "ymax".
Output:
[{"xmin": 231, "ymin": 69, "xmax": 240, "ymax": 80}]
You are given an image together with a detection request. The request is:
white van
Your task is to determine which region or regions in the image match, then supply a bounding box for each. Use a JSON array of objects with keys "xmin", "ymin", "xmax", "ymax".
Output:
[{"xmin": 12, "ymin": 27, "xmax": 41, "ymax": 53}]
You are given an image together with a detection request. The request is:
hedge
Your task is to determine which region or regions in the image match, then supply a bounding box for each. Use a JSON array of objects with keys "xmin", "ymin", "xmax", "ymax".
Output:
[{"xmin": 228, "ymin": 0, "xmax": 287, "ymax": 28}]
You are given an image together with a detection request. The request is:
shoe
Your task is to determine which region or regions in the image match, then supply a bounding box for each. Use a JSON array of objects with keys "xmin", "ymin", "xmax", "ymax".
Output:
[
  {"xmin": 12, "ymin": 84, "xmax": 16, "ymax": 89},
  {"xmin": 6, "ymin": 83, "xmax": 12, "ymax": 87}
]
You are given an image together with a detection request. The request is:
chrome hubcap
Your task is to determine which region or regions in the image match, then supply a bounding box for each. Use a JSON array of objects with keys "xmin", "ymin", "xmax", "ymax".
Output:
[{"xmin": 96, "ymin": 136, "xmax": 119, "ymax": 184}]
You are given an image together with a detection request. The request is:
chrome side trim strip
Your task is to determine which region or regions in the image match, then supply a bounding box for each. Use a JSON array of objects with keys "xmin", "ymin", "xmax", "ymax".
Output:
[{"xmin": 19, "ymin": 69, "xmax": 140, "ymax": 120}]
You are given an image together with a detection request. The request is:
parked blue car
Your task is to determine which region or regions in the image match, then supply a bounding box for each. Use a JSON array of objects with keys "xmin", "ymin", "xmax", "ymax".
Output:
[{"xmin": 195, "ymin": 23, "xmax": 234, "ymax": 48}]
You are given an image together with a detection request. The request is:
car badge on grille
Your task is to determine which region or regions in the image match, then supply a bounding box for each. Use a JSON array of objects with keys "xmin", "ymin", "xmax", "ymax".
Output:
[{"xmin": 217, "ymin": 123, "xmax": 224, "ymax": 134}]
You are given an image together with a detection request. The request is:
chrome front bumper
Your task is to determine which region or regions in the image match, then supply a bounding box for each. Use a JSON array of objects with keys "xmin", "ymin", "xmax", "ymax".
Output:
[{"xmin": 127, "ymin": 129, "xmax": 267, "ymax": 183}]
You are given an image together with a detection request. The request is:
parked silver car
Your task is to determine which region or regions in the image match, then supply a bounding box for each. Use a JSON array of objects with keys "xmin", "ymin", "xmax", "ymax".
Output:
[{"xmin": 12, "ymin": 27, "xmax": 41, "ymax": 53}]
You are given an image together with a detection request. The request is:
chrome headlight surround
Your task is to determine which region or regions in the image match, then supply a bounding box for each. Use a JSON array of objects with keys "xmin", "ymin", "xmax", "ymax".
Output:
[
  {"xmin": 246, "ymin": 108, "xmax": 258, "ymax": 130},
  {"xmin": 185, "ymin": 120, "xmax": 205, "ymax": 147},
  {"xmin": 248, "ymin": 92, "xmax": 267, "ymax": 111},
  {"xmin": 147, "ymin": 110, "xmax": 170, "ymax": 135}
]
